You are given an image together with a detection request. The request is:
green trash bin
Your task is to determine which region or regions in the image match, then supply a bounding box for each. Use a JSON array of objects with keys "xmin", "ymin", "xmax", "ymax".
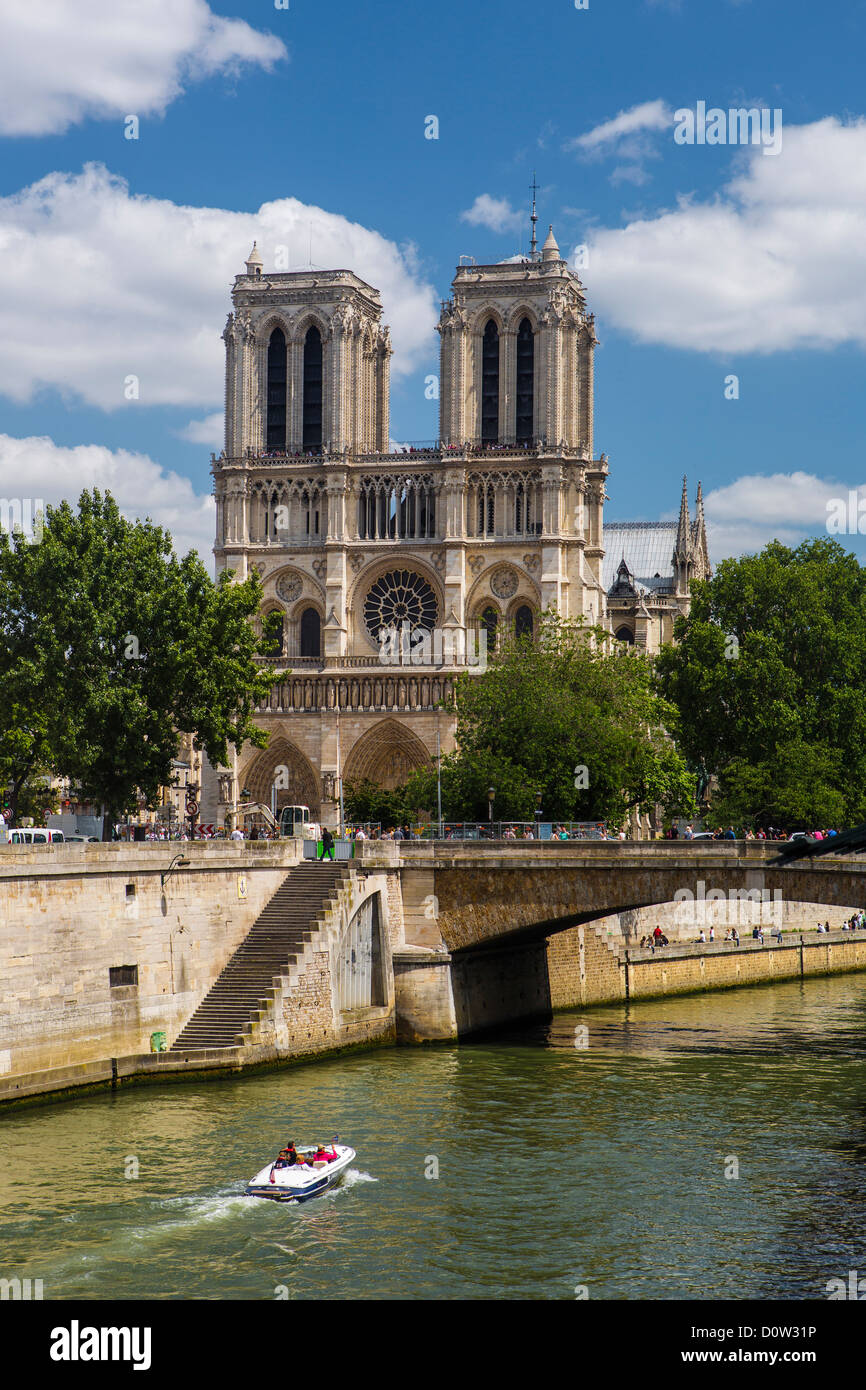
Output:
[{"xmin": 150, "ymin": 1030, "xmax": 167, "ymax": 1053}]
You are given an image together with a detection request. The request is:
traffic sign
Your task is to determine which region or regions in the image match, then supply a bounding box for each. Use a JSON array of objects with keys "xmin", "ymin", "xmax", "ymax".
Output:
[{"xmin": 186, "ymin": 798, "xmax": 199, "ymax": 817}]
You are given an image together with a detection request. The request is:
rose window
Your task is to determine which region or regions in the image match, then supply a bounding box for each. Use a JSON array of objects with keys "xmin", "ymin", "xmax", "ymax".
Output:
[{"xmin": 364, "ymin": 570, "xmax": 439, "ymax": 639}]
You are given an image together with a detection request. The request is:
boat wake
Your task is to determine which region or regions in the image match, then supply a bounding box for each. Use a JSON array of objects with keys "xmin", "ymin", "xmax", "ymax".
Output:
[
  {"xmin": 340, "ymin": 1169, "xmax": 378, "ymax": 1189},
  {"xmin": 135, "ymin": 1190, "xmax": 254, "ymax": 1238}
]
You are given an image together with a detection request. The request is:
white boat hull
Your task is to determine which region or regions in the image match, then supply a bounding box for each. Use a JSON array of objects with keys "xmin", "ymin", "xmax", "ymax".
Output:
[{"xmin": 246, "ymin": 1145, "xmax": 356, "ymax": 1202}]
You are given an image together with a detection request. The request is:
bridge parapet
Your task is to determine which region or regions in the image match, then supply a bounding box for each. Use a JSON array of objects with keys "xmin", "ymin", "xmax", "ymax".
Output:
[
  {"xmin": 356, "ymin": 839, "xmax": 849, "ymax": 872},
  {"xmin": 350, "ymin": 840, "xmax": 866, "ymax": 953}
]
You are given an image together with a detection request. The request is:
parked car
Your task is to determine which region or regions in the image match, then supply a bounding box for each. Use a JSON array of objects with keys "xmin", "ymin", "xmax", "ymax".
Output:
[{"xmin": 2, "ymin": 827, "xmax": 65, "ymax": 844}]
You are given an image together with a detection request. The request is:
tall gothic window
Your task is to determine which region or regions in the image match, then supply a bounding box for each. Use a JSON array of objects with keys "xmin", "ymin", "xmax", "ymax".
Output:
[
  {"xmin": 262, "ymin": 611, "xmax": 284, "ymax": 656},
  {"xmin": 481, "ymin": 319, "xmax": 499, "ymax": 444},
  {"xmin": 300, "ymin": 607, "xmax": 322, "ymax": 657},
  {"xmin": 303, "ymin": 326, "xmax": 323, "ymax": 453},
  {"xmin": 266, "ymin": 328, "xmax": 287, "ymax": 451},
  {"xmin": 515, "ymin": 605, "xmax": 534, "ymax": 640},
  {"xmin": 516, "ymin": 318, "xmax": 534, "ymax": 442},
  {"xmin": 481, "ymin": 606, "xmax": 498, "ymax": 652}
]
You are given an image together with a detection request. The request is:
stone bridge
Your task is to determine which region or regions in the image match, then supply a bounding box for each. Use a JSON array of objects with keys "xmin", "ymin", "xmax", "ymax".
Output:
[
  {"xmin": 357, "ymin": 839, "xmax": 866, "ymax": 952},
  {"xmin": 352, "ymin": 840, "xmax": 866, "ymax": 1040}
]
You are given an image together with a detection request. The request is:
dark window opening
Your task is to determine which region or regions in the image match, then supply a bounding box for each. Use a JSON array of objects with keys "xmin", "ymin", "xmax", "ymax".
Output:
[
  {"xmin": 266, "ymin": 328, "xmax": 287, "ymax": 452},
  {"xmin": 481, "ymin": 606, "xmax": 498, "ymax": 652},
  {"xmin": 615, "ymin": 626, "xmax": 635, "ymax": 645},
  {"xmin": 300, "ymin": 607, "xmax": 321, "ymax": 658},
  {"xmin": 481, "ymin": 319, "xmax": 499, "ymax": 444},
  {"xmin": 303, "ymin": 326, "xmax": 323, "ymax": 453},
  {"xmin": 125, "ymin": 884, "xmax": 135, "ymax": 897},
  {"xmin": 516, "ymin": 317, "xmax": 534, "ymax": 442},
  {"xmin": 515, "ymin": 605, "xmax": 534, "ymax": 640},
  {"xmin": 109, "ymin": 965, "xmax": 138, "ymax": 988},
  {"xmin": 264, "ymin": 612, "xmax": 284, "ymax": 656}
]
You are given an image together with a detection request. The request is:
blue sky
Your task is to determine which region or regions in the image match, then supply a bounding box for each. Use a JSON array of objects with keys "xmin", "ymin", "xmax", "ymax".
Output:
[{"xmin": 1, "ymin": 0, "xmax": 866, "ymax": 564}]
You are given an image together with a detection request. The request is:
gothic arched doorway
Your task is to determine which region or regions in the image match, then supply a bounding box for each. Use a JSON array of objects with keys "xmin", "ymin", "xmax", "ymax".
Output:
[
  {"xmin": 343, "ymin": 720, "xmax": 431, "ymax": 791},
  {"xmin": 242, "ymin": 737, "xmax": 321, "ymax": 817}
]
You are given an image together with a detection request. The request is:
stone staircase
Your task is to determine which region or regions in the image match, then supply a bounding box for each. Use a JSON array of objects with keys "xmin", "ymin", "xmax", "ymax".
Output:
[{"xmin": 170, "ymin": 860, "xmax": 349, "ymax": 1051}]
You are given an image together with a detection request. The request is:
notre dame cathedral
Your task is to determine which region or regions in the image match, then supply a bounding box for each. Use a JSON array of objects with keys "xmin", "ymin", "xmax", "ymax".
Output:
[{"xmin": 204, "ymin": 219, "xmax": 709, "ymax": 827}]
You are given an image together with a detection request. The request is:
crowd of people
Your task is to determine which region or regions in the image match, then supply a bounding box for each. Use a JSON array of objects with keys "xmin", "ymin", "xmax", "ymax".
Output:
[
  {"xmin": 671, "ymin": 824, "xmax": 843, "ymax": 841},
  {"xmin": 638, "ymin": 911, "xmax": 866, "ymax": 952}
]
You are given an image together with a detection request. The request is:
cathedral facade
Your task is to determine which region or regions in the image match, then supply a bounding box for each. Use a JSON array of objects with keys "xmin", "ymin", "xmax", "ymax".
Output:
[{"xmin": 206, "ymin": 228, "xmax": 708, "ymax": 828}]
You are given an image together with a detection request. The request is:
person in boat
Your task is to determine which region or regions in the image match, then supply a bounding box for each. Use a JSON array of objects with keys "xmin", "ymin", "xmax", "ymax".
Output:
[
  {"xmin": 275, "ymin": 1141, "xmax": 302, "ymax": 1168},
  {"xmin": 312, "ymin": 1143, "xmax": 338, "ymax": 1163}
]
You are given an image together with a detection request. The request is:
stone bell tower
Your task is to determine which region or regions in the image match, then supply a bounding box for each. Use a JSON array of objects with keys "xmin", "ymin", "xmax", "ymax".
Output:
[
  {"xmin": 434, "ymin": 216, "xmax": 608, "ymax": 622},
  {"xmin": 222, "ymin": 244, "xmax": 392, "ymax": 460}
]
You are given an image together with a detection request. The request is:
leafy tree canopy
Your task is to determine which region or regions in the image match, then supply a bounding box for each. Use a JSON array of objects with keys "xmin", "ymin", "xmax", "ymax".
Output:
[
  {"xmin": 655, "ymin": 537, "xmax": 866, "ymax": 827},
  {"xmin": 402, "ymin": 612, "xmax": 695, "ymax": 826},
  {"xmin": 0, "ymin": 490, "xmax": 277, "ymax": 826}
]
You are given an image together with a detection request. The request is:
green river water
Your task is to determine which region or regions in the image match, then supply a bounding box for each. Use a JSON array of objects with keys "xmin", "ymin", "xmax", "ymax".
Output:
[{"xmin": 2, "ymin": 972, "xmax": 866, "ymax": 1301}]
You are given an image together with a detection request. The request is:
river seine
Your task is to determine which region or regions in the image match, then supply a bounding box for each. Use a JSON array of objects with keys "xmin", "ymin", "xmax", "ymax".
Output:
[{"xmin": 2, "ymin": 973, "xmax": 866, "ymax": 1301}]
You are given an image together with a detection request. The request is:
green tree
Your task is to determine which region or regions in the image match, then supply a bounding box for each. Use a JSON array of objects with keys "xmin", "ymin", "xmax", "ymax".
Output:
[
  {"xmin": 406, "ymin": 613, "xmax": 694, "ymax": 826},
  {"xmin": 343, "ymin": 778, "xmax": 409, "ymax": 828},
  {"xmin": 0, "ymin": 490, "xmax": 278, "ymax": 832},
  {"xmin": 656, "ymin": 537, "xmax": 866, "ymax": 828}
]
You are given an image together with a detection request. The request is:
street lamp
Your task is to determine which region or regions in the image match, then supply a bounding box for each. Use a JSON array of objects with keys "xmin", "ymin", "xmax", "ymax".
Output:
[
  {"xmin": 160, "ymin": 854, "xmax": 191, "ymax": 891},
  {"xmin": 487, "ymin": 785, "xmax": 495, "ymax": 823},
  {"xmin": 535, "ymin": 791, "xmax": 543, "ymax": 827}
]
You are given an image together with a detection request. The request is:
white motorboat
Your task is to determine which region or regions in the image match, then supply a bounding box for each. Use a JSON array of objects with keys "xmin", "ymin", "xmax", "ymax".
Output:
[{"xmin": 245, "ymin": 1143, "xmax": 356, "ymax": 1202}]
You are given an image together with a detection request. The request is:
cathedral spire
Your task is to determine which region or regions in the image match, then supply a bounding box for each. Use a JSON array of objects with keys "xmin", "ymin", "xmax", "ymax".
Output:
[
  {"xmin": 529, "ymin": 172, "xmax": 539, "ymax": 261},
  {"xmin": 675, "ymin": 475, "xmax": 691, "ymax": 558}
]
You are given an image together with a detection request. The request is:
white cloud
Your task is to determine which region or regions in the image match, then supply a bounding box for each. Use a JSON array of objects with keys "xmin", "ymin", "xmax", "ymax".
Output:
[
  {"xmin": 567, "ymin": 100, "xmax": 673, "ymax": 154},
  {"xmin": 460, "ymin": 195, "xmax": 524, "ymax": 235},
  {"xmin": 178, "ymin": 413, "xmax": 223, "ymax": 447},
  {"xmin": 0, "ymin": 433, "xmax": 215, "ymax": 567},
  {"xmin": 0, "ymin": 164, "xmax": 439, "ymax": 411},
  {"xmin": 566, "ymin": 100, "xmax": 672, "ymax": 185},
  {"xmin": 582, "ymin": 117, "xmax": 866, "ymax": 353},
  {"xmin": 701, "ymin": 470, "xmax": 866, "ymax": 561},
  {"xmin": 0, "ymin": 0, "xmax": 286, "ymax": 136}
]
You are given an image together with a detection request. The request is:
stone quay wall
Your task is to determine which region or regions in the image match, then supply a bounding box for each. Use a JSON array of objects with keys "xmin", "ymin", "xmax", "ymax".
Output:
[
  {"xmin": 547, "ymin": 925, "xmax": 866, "ymax": 1010},
  {"xmin": 0, "ymin": 841, "xmax": 302, "ymax": 1080},
  {"xmin": 5, "ymin": 838, "xmax": 866, "ymax": 1106}
]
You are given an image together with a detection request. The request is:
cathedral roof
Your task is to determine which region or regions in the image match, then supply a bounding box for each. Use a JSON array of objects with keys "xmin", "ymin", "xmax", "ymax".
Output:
[{"xmin": 602, "ymin": 522, "xmax": 679, "ymax": 594}]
